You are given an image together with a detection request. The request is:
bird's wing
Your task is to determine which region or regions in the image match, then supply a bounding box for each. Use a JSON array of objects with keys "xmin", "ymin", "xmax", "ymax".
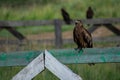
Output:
[
  {"xmin": 73, "ymin": 28, "xmax": 77, "ymax": 42},
  {"xmin": 82, "ymin": 29, "xmax": 93, "ymax": 48},
  {"xmin": 61, "ymin": 10, "xmax": 70, "ymax": 19}
]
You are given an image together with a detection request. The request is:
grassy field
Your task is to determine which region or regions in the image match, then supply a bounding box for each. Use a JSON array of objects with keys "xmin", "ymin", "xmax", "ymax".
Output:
[
  {"xmin": 0, "ymin": 0, "xmax": 120, "ymax": 80},
  {"xmin": 0, "ymin": 63, "xmax": 120, "ymax": 80},
  {"xmin": 0, "ymin": 0, "xmax": 120, "ymax": 20}
]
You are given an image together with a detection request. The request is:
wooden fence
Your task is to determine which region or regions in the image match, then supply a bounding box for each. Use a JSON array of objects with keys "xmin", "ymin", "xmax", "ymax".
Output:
[
  {"xmin": 12, "ymin": 50, "xmax": 82, "ymax": 80},
  {"xmin": 0, "ymin": 47, "xmax": 120, "ymax": 79},
  {"xmin": 0, "ymin": 18, "xmax": 120, "ymax": 48},
  {"xmin": 0, "ymin": 47, "xmax": 120, "ymax": 66}
]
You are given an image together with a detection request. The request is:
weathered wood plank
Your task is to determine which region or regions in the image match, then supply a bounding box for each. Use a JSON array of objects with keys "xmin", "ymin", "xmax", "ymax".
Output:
[
  {"xmin": 0, "ymin": 51, "xmax": 41, "ymax": 66},
  {"xmin": 0, "ymin": 36, "xmax": 119, "ymax": 45},
  {"xmin": 0, "ymin": 47, "xmax": 120, "ymax": 67},
  {"xmin": 4, "ymin": 27, "xmax": 25, "ymax": 40},
  {"xmin": 12, "ymin": 53, "xmax": 44, "ymax": 80},
  {"xmin": 63, "ymin": 36, "xmax": 120, "ymax": 44},
  {"xmin": 0, "ymin": 18, "xmax": 120, "ymax": 27},
  {"xmin": 103, "ymin": 24, "xmax": 120, "ymax": 35},
  {"xmin": 92, "ymin": 36, "xmax": 120, "ymax": 42},
  {"xmin": 45, "ymin": 50, "xmax": 82, "ymax": 80},
  {"xmin": 80, "ymin": 18, "xmax": 120, "ymax": 24},
  {"xmin": 49, "ymin": 47, "xmax": 120, "ymax": 64},
  {"xmin": 54, "ymin": 19, "xmax": 63, "ymax": 48},
  {"xmin": 88, "ymin": 24, "xmax": 101, "ymax": 33},
  {"xmin": 0, "ymin": 20, "xmax": 54, "ymax": 27}
]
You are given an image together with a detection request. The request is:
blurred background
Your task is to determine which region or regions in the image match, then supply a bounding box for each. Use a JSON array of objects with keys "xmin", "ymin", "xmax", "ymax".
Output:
[
  {"xmin": 0, "ymin": 0, "xmax": 120, "ymax": 51},
  {"xmin": 0, "ymin": 0, "xmax": 120, "ymax": 80}
]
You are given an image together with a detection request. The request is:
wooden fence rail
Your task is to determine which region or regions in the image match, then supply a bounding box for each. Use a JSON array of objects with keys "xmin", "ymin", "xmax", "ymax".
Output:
[
  {"xmin": 0, "ymin": 47, "xmax": 120, "ymax": 67},
  {"xmin": 0, "ymin": 36, "xmax": 119, "ymax": 45},
  {"xmin": 12, "ymin": 50, "xmax": 82, "ymax": 80},
  {"xmin": 0, "ymin": 18, "xmax": 120, "ymax": 48},
  {"xmin": 0, "ymin": 18, "xmax": 120, "ymax": 27}
]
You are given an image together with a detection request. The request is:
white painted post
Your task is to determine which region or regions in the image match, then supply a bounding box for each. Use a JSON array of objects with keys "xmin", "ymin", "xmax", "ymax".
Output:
[
  {"xmin": 12, "ymin": 50, "xmax": 82, "ymax": 80},
  {"xmin": 45, "ymin": 50, "xmax": 82, "ymax": 80},
  {"xmin": 12, "ymin": 53, "xmax": 44, "ymax": 80}
]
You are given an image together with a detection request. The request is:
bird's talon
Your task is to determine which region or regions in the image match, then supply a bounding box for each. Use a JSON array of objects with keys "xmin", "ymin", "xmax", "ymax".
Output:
[
  {"xmin": 74, "ymin": 48, "xmax": 78, "ymax": 50},
  {"xmin": 78, "ymin": 48, "xmax": 83, "ymax": 54}
]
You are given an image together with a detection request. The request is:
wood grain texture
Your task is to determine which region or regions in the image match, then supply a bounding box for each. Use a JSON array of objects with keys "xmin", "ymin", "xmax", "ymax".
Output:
[
  {"xmin": 12, "ymin": 53, "xmax": 44, "ymax": 80},
  {"xmin": 45, "ymin": 50, "xmax": 82, "ymax": 80},
  {"xmin": 12, "ymin": 50, "xmax": 82, "ymax": 80}
]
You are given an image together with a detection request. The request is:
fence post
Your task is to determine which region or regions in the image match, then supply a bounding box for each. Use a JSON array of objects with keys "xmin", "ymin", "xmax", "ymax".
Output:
[
  {"xmin": 45, "ymin": 50, "xmax": 82, "ymax": 80},
  {"xmin": 54, "ymin": 19, "xmax": 63, "ymax": 48},
  {"xmin": 12, "ymin": 52, "xmax": 44, "ymax": 80}
]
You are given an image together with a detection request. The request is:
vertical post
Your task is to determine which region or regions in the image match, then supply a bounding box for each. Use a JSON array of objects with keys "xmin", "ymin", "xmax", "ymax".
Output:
[{"xmin": 54, "ymin": 19, "xmax": 63, "ymax": 48}]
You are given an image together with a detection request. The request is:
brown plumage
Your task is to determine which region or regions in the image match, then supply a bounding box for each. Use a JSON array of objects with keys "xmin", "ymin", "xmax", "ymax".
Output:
[
  {"xmin": 86, "ymin": 6, "xmax": 94, "ymax": 19},
  {"xmin": 73, "ymin": 20, "xmax": 94, "ymax": 66},
  {"xmin": 73, "ymin": 20, "xmax": 93, "ymax": 50},
  {"xmin": 61, "ymin": 8, "xmax": 71, "ymax": 24}
]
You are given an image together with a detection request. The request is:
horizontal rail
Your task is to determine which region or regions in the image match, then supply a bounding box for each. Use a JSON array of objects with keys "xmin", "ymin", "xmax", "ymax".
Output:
[
  {"xmin": 0, "ymin": 51, "xmax": 41, "ymax": 66},
  {"xmin": 0, "ymin": 36, "xmax": 119, "ymax": 45},
  {"xmin": 49, "ymin": 47, "xmax": 120, "ymax": 64},
  {"xmin": 0, "ymin": 18, "xmax": 120, "ymax": 27},
  {"xmin": 63, "ymin": 36, "xmax": 120, "ymax": 44},
  {"xmin": 0, "ymin": 47, "xmax": 120, "ymax": 67},
  {"xmin": 0, "ymin": 20, "xmax": 54, "ymax": 27},
  {"xmin": 80, "ymin": 18, "xmax": 120, "ymax": 24}
]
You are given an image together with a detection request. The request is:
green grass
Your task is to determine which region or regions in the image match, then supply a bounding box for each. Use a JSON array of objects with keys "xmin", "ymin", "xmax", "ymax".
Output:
[
  {"xmin": 0, "ymin": 63, "xmax": 120, "ymax": 80},
  {"xmin": 0, "ymin": 0, "xmax": 120, "ymax": 20}
]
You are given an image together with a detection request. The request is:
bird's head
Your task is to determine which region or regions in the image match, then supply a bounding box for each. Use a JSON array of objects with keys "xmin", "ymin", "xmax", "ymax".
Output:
[
  {"xmin": 75, "ymin": 20, "xmax": 83, "ymax": 27},
  {"xmin": 61, "ymin": 8, "xmax": 65, "ymax": 12},
  {"xmin": 88, "ymin": 6, "xmax": 92, "ymax": 9}
]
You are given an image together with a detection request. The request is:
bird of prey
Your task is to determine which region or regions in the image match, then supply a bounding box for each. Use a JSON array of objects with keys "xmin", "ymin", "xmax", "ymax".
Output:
[
  {"xmin": 86, "ymin": 6, "xmax": 94, "ymax": 19},
  {"xmin": 73, "ymin": 20, "xmax": 93, "ymax": 50},
  {"xmin": 61, "ymin": 8, "xmax": 71, "ymax": 24},
  {"xmin": 73, "ymin": 20, "xmax": 94, "ymax": 65}
]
